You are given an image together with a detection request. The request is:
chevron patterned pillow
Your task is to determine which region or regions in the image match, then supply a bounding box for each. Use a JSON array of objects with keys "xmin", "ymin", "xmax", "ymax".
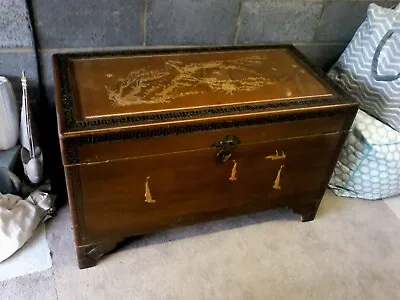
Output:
[{"xmin": 328, "ymin": 3, "xmax": 400, "ymax": 132}]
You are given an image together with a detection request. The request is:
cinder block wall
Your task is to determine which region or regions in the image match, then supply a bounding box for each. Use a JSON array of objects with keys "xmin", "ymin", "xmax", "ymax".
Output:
[
  {"xmin": 0, "ymin": 0, "xmax": 398, "ymax": 103},
  {"xmin": 36, "ymin": 0, "xmax": 398, "ymax": 99},
  {"xmin": 0, "ymin": 0, "xmax": 38, "ymax": 104},
  {"xmin": 2, "ymin": 0, "xmax": 399, "ymax": 104},
  {"xmin": 0, "ymin": 0, "xmax": 398, "ymax": 191}
]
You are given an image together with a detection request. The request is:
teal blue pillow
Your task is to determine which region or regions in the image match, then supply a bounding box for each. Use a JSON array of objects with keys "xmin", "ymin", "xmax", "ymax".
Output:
[{"xmin": 329, "ymin": 110, "xmax": 400, "ymax": 200}]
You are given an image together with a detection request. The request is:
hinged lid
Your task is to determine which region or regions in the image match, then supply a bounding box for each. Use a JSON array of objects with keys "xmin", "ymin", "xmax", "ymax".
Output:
[{"xmin": 53, "ymin": 45, "xmax": 356, "ymax": 138}]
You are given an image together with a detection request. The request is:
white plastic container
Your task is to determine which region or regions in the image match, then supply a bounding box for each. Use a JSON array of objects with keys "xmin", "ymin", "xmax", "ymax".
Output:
[{"xmin": 0, "ymin": 77, "xmax": 19, "ymax": 150}]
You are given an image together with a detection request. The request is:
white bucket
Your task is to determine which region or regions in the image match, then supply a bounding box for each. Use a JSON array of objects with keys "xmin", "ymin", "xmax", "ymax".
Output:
[{"xmin": 0, "ymin": 77, "xmax": 19, "ymax": 150}]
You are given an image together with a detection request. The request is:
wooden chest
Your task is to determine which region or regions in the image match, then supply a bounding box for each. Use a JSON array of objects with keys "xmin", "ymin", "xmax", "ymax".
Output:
[{"xmin": 52, "ymin": 45, "xmax": 358, "ymax": 269}]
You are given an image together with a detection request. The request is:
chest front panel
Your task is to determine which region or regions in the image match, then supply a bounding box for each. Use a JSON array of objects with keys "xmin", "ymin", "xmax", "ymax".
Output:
[{"xmin": 66, "ymin": 130, "xmax": 344, "ymax": 243}]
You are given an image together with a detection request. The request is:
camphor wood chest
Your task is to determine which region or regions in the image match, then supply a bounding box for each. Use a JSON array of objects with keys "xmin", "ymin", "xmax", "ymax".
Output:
[{"xmin": 52, "ymin": 45, "xmax": 358, "ymax": 269}]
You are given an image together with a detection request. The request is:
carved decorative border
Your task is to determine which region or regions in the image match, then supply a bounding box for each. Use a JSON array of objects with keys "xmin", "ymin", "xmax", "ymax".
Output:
[
  {"xmin": 64, "ymin": 108, "xmax": 346, "ymax": 165},
  {"xmin": 54, "ymin": 44, "xmax": 354, "ymax": 132}
]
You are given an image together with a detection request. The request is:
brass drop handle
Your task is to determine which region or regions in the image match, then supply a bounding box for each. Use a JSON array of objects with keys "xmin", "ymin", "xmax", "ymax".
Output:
[{"xmin": 212, "ymin": 135, "xmax": 240, "ymax": 162}]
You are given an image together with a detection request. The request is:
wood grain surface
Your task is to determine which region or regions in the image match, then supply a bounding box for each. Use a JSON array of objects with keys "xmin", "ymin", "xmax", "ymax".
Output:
[
  {"xmin": 53, "ymin": 45, "xmax": 358, "ymax": 268},
  {"xmin": 69, "ymin": 132, "xmax": 344, "ymax": 243}
]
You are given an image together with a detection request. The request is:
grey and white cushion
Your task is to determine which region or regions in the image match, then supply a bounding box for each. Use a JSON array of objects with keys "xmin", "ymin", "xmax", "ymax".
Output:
[
  {"xmin": 328, "ymin": 3, "xmax": 400, "ymax": 132},
  {"xmin": 329, "ymin": 110, "xmax": 400, "ymax": 200}
]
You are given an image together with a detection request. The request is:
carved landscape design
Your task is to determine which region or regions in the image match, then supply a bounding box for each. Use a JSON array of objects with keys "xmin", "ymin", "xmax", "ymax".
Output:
[{"xmin": 105, "ymin": 56, "xmax": 278, "ymax": 107}]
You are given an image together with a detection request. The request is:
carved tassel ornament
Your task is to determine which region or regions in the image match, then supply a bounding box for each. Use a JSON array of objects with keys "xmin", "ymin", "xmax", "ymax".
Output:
[
  {"xmin": 229, "ymin": 160, "xmax": 238, "ymax": 181},
  {"xmin": 273, "ymin": 165, "xmax": 284, "ymax": 190},
  {"xmin": 144, "ymin": 176, "xmax": 156, "ymax": 203}
]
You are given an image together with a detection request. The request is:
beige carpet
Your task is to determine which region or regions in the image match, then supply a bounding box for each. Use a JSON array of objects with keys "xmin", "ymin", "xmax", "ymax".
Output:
[{"xmin": 2, "ymin": 190, "xmax": 400, "ymax": 300}]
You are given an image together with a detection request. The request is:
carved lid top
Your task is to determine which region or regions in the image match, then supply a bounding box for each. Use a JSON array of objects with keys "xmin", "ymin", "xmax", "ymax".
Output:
[{"xmin": 53, "ymin": 45, "xmax": 355, "ymax": 136}]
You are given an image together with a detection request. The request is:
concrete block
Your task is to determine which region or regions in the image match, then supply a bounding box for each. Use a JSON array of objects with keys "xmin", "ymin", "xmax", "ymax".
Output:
[
  {"xmin": 31, "ymin": 0, "xmax": 142, "ymax": 48},
  {"xmin": 237, "ymin": 0, "xmax": 323, "ymax": 44},
  {"xmin": 0, "ymin": 50, "xmax": 38, "ymax": 103},
  {"xmin": 315, "ymin": 1, "xmax": 399, "ymax": 42},
  {"xmin": 38, "ymin": 50, "xmax": 54, "ymax": 92},
  {"xmin": 0, "ymin": 0, "xmax": 33, "ymax": 48},
  {"xmin": 147, "ymin": 0, "xmax": 240, "ymax": 45},
  {"xmin": 294, "ymin": 42, "xmax": 347, "ymax": 72}
]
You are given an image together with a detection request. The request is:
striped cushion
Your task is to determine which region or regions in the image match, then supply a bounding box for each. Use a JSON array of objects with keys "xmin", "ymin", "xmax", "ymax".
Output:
[{"xmin": 328, "ymin": 3, "xmax": 400, "ymax": 132}]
